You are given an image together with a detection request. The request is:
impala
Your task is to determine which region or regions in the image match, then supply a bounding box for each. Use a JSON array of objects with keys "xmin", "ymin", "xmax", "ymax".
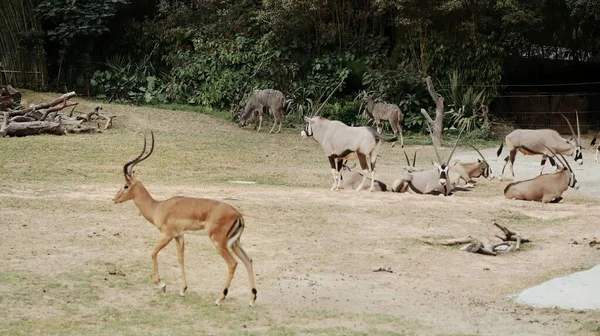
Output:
[{"xmin": 113, "ymin": 132, "xmax": 257, "ymax": 306}]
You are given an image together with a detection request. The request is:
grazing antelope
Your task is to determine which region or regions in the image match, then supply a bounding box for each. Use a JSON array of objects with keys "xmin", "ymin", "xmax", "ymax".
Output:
[
  {"xmin": 236, "ymin": 89, "xmax": 286, "ymax": 133},
  {"xmin": 497, "ymin": 111, "xmax": 583, "ymax": 180},
  {"xmin": 391, "ymin": 127, "xmax": 464, "ymax": 195},
  {"xmin": 113, "ymin": 132, "xmax": 257, "ymax": 307},
  {"xmin": 591, "ymin": 131, "xmax": 600, "ymax": 163},
  {"xmin": 300, "ymin": 116, "xmax": 397, "ymax": 191},
  {"xmin": 449, "ymin": 146, "xmax": 493, "ymax": 187},
  {"xmin": 362, "ymin": 92, "xmax": 404, "ymax": 148},
  {"xmin": 340, "ymin": 161, "xmax": 387, "ymax": 191},
  {"xmin": 504, "ymin": 145, "xmax": 578, "ymax": 203}
]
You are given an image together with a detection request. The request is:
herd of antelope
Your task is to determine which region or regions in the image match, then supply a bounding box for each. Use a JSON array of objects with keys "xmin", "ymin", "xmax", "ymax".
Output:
[{"xmin": 113, "ymin": 88, "xmax": 586, "ymax": 307}]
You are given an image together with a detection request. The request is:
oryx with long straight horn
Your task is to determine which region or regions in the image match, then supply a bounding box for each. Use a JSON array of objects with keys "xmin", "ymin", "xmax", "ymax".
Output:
[
  {"xmin": 449, "ymin": 146, "xmax": 493, "ymax": 187},
  {"xmin": 301, "ymin": 116, "xmax": 397, "ymax": 191},
  {"xmin": 113, "ymin": 132, "xmax": 257, "ymax": 307},
  {"xmin": 591, "ymin": 130, "xmax": 600, "ymax": 163},
  {"xmin": 391, "ymin": 126, "xmax": 464, "ymax": 195},
  {"xmin": 497, "ymin": 111, "xmax": 583, "ymax": 180},
  {"xmin": 403, "ymin": 150, "xmax": 422, "ymax": 173},
  {"xmin": 504, "ymin": 144, "xmax": 578, "ymax": 203},
  {"xmin": 340, "ymin": 160, "xmax": 388, "ymax": 191}
]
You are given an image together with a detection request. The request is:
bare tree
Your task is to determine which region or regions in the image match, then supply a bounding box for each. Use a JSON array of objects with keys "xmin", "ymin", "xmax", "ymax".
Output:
[{"xmin": 420, "ymin": 76, "xmax": 445, "ymax": 147}]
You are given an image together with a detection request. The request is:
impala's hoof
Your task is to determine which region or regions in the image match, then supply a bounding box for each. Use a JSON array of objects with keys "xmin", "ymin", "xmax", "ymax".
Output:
[
  {"xmin": 249, "ymin": 302, "xmax": 255, "ymax": 307},
  {"xmin": 179, "ymin": 290, "xmax": 186, "ymax": 297},
  {"xmin": 215, "ymin": 299, "xmax": 222, "ymax": 306},
  {"xmin": 159, "ymin": 282, "xmax": 166, "ymax": 292}
]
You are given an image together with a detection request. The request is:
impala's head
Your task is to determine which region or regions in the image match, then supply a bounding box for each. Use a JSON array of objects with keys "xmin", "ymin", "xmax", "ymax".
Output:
[{"xmin": 113, "ymin": 132, "xmax": 155, "ymax": 203}]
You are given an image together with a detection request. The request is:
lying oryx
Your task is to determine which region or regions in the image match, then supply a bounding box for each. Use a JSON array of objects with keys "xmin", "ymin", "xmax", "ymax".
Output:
[
  {"xmin": 340, "ymin": 161, "xmax": 387, "ymax": 191},
  {"xmin": 391, "ymin": 127, "xmax": 464, "ymax": 195},
  {"xmin": 449, "ymin": 146, "xmax": 492, "ymax": 188},
  {"xmin": 504, "ymin": 145, "xmax": 578, "ymax": 203},
  {"xmin": 402, "ymin": 150, "xmax": 422, "ymax": 173},
  {"xmin": 300, "ymin": 116, "xmax": 397, "ymax": 191},
  {"xmin": 236, "ymin": 89, "xmax": 286, "ymax": 133},
  {"xmin": 497, "ymin": 112, "xmax": 582, "ymax": 180},
  {"xmin": 362, "ymin": 92, "xmax": 404, "ymax": 147}
]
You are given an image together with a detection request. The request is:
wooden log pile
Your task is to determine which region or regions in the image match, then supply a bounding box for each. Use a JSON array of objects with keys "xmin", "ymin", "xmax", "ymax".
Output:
[
  {"xmin": 0, "ymin": 86, "xmax": 116, "ymax": 137},
  {"xmin": 422, "ymin": 222, "xmax": 532, "ymax": 256}
]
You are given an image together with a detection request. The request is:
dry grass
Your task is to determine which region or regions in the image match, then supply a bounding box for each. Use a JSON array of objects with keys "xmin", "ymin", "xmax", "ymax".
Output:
[{"xmin": 1, "ymin": 91, "xmax": 599, "ymax": 336}]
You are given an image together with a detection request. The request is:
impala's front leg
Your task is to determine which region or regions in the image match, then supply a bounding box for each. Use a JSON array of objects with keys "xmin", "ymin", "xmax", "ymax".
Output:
[
  {"xmin": 174, "ymin": 235, "xmax": 187, "ymax": 297},
  {"xmin": 151, "ymin": 233, "xmax": 173, "ymax": 292}
]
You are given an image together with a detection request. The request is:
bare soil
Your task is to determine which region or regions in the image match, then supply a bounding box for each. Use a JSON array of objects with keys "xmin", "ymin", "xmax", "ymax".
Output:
[{"xmin": 1, "ymin": 92, "xmax": 599, "ymax": 335}]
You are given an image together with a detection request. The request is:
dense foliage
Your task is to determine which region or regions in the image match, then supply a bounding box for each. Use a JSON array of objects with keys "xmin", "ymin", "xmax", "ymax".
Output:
[{"xmin": 5, "ymin": 0, "xmax": 600, "ymax": 132}]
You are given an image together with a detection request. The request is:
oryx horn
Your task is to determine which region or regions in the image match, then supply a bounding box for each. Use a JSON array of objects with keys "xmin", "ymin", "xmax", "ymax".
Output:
[
  {"xmin": 312, "ymin": 78, "xmax": 345, "ymax": 117},
  {"xmin": 426, "ymin": 123, "xmax": 443, "ymax": 164},
  {"xmin": 576, "ymin": 109, "xmax": 581, "ymax": 145},
  {"xmin": 560, "ymin": 113, "xmax": 578, "ymax": 145},
  {"xmin": 446, "ymin": 126, "xmax": 466, "ymax": 164}
]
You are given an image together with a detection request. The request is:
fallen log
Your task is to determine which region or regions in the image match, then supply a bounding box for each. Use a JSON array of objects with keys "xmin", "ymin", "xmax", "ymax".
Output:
[{"xmin": 1, "ymin": 118, "xmax": 64, "ymax": 136}]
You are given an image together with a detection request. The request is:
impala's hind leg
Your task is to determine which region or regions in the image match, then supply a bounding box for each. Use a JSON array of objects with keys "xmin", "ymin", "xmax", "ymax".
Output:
[
  {"xmin": 231, "ymin": 241, "xmax": 257, "ymax": 307},
  {"xmin": 214, "ymin": 242, "xmax": 238, "ymax": 306}
]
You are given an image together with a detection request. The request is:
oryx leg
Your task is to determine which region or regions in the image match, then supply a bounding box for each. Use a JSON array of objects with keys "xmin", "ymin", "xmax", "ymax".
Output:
[
  {"xmin": 596, "ymin": 147, "xmax": 599, "ymax": 163},
  {"xmin": 368, "ymin": 155, "xmax": 377, "ymax": 192},
  {"xmin": 335, "ymin": 158, "xmax": 345, "ymax": 190},
  {"xmin": 548, "ymin": 156, "xmax": 557, "ymax": 173},
  {"xmin": 328, "ymin": 156, "xmax": 339, "ymax": 191},
  {"xmin": 355, "ymin": 152, "xmax": 370, "ymax": 191},
  {"xmin": 540, "ymin": 155, "xmax": 548, "ymax": 175}
]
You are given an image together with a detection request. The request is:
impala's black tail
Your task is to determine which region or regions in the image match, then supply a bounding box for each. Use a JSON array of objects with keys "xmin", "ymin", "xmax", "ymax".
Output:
[{"xmin": 496, "ymin": 142, "xmax": 504, "ymax": 157}]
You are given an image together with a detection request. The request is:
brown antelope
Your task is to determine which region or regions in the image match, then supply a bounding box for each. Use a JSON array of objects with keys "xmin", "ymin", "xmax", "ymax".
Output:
[
  {"xmin": 497, "ymin": 111, "xmax": 582, "ymax": 180},
  {"xmin": 340, "ymin": 161, "xmax": 387, "ymax": 191},
  {"xmin": 113, "ymin": 132, "xmax": 257, "ymax": 307},
  {"xmin": 449, "ymin": 146, "xmax": 492, "ymax": 187},
  {"xmin": 301, "ymin": 116, "xmax": 397, "ymax": 192},
  {"xmin": 236, "ymin": 89, "xmax": 286, "ymax": 133},
  {"xmin": 391, "ymin": 126, "xmax": 464, "ymax": 195},
  {"xmin": 504, "ymin": 145, "xmax": 578, "ymax": 203},
  {"xmin": 362, "ymin": 92, "xmax": 404, "ymax": 147}
]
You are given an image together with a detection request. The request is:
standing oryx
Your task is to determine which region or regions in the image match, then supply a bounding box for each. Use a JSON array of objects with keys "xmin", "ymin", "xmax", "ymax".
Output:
[
  {"xmin": 300, "ymin": 116, "xmax": 397, "ymax": 192},
  {"xmin": 236, "ymin": 89, "xmax": 286, "ymax": 133},
  {"xmin": 391, "ymin": 127, "xmax": 464, "ymax": 195},
  {"xmin": 361, "ymin": 92, "xmax": 404, "ymax": 148},
  {"xmin": 591, "ymin": 131, "xmax": 600, "ymax": 163},
  {"xmin": 504, "ymin": 145, "xmax": 578, "ymax": 203},
  {"xmin": 497, "ymin": 111, "xmax": 583, "ymax": 180}
]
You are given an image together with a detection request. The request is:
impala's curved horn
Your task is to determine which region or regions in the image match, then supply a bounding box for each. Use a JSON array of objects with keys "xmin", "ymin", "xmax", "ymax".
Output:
[
  {"xmin": 446, "ymin": 126, "xmax": 466, "ymax": 165},
  {"xmin": 124, "ymin": 134, "xmax": 147, "ymax": 178},
  {"xmin": 128, "ymin": 131, "xmax": 155, "ymax": 176}
]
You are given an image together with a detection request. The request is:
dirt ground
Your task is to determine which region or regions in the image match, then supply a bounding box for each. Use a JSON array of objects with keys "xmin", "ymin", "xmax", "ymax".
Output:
[{"xmin": 1, "ymin": 93, "xmax": 599, "ymax": 335}]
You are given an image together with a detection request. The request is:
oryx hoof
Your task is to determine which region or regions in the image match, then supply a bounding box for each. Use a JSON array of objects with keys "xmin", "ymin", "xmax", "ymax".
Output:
[{"xmin": 466, "ymin": 183, "xmax": 475, "ymax": 188}]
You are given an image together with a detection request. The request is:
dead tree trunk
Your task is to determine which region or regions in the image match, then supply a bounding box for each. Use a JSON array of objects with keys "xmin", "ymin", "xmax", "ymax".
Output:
[{"xmin": 420, "ymin": 76, "xmax": 445, "ymax": 147}]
